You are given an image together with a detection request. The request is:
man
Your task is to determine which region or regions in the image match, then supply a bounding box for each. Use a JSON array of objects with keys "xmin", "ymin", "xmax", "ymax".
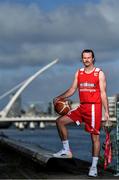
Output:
[{"xmin": 53, "ymin": 49, "xmax": 109, "ymax": 177}]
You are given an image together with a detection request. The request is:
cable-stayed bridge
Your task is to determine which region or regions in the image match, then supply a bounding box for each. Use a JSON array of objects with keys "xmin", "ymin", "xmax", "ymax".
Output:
[{"xmin": 0, "ymin": 59, "xmax": 59, "ymax": 128}]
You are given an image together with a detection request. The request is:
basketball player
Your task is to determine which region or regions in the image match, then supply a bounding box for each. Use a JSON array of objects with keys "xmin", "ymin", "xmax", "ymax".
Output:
[{"xmin": 53, "ymin": 49, "xmax": 109, "ymax": 177}]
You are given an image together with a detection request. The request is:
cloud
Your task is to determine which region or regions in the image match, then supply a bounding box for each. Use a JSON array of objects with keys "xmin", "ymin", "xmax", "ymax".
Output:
[{"xmin": 0, "ymin": 0, "xmax": 118, "ymax": 69}]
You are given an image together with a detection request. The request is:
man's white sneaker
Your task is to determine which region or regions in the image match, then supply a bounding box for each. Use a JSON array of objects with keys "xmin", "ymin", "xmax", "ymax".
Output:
[
  {"xmin": 53, "ymin": 149, "xmax": 72, "ymax": 158},
  {"xmin": 88, "ymin": 166, "xmax": 98, "ymax": 177}
]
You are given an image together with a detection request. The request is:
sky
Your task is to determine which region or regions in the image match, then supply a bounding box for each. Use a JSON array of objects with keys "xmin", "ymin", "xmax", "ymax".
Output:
[{"xmin": 0, "ymin": 0, "xmax": 119, "ymax": 110}]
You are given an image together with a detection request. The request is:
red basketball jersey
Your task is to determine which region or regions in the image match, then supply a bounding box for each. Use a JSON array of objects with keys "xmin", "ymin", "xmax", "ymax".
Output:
[{"xmin": 78, "ymin": 67, "xmax": 101, "ymax": 104}]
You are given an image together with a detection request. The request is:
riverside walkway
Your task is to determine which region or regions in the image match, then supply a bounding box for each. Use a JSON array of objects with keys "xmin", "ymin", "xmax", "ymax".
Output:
[{"xmin": 0, "ymin": 133, "xmax": 118, "ymax": 179}]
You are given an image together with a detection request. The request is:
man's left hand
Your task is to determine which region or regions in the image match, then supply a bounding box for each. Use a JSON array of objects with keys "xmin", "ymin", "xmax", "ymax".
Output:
[{"xmin": 104, "ymin": 112, "xmax": 110, "ymax": 121}]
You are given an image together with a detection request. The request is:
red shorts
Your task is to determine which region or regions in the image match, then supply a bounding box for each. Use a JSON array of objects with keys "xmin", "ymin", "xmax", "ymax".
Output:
[{"xmin": 66, "ymin": 103, "xmax": 102, "ymax": 135}]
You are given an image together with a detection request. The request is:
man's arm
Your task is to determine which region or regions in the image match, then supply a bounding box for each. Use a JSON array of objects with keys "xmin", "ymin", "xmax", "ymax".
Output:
[
  {"xmin": 99, "ymin": 71, "xmax": 109, "ymax": 121},
  {"xmin": 53, "ymin": 70, "xmax": 79, "ymax": 103}
]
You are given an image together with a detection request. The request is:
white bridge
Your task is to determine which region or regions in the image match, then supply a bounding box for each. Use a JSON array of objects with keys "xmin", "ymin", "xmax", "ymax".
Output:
[
  {"xmin": 0, "ymin": 59, "xmax": 59, "ymax": 128},
  {"xmin": 0, "ymin": 116, "xmax": 116, "ymax": 123},
  {"xmin": 0, "ymin": 116, "xmax": 57, "ymax": 122}
]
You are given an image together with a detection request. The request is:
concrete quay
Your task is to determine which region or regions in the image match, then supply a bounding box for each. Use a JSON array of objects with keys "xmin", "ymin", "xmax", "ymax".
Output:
[{"xmin": 0, "ymin": 134, "xmax": 118, "ymax": 179}]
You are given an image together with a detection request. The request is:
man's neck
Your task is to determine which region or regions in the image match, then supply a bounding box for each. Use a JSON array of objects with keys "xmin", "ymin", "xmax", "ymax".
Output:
[{"xmin": 84, "ymin": 65, "xmax": 95, "ymax": 73}]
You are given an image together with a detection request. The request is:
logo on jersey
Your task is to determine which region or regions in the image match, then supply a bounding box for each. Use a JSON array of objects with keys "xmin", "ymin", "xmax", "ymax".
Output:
[{"xmin": 80, "ymin": 82, "xmax": 96, "ymax": 88}]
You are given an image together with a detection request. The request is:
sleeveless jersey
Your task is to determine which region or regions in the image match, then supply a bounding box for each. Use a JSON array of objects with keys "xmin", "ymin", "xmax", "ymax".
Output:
[{"xmin": 78, "ymin": 67, "xmax": 101, "ymax": 104}]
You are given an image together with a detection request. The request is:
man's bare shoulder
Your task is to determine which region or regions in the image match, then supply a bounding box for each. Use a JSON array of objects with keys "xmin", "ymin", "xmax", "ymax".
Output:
[
  {"xmin": 74, "ymin": 70, "xmax": 79, "ymax": 79},
  {"xmin": 99, "ymin": 70, "xmax": 106, "ymax": 80},
  {"xmin": 99, "ymin": 70, "xmax": 105, "ymax": 75}
]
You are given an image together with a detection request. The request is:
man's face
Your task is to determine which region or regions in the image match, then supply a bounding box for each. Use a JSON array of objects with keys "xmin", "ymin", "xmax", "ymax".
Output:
[{"xmin": 82, "ymin": 52, "xmax": 94, "ymax": 67}]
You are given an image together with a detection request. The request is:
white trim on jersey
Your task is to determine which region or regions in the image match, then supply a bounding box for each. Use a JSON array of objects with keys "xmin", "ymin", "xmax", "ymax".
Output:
[
  {"xmin": 91, "ymin": 104, "xmax": 95, "ymax": 128},
  {"xmin": 95, "ymin": 68, "xmax": 100, "ymax": 72},
  {"xmin": 80, "ymin": 68, "xmax": 84, "ymax": 71}
]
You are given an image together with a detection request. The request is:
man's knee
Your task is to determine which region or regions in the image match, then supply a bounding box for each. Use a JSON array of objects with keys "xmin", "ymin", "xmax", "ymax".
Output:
[
  {"xmin": 56, "ymin": 116, "xmax": 63, "ymax": 125},
  {"xmin": 91, "ymin": 134, "xmax": 100, "ymax": 143},
  {"xmin": 56, "ymin": 115, "xmax": 73, "ymax": 126}
]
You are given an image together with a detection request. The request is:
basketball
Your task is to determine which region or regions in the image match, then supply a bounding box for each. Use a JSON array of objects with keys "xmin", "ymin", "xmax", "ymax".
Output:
[{"xmin": 54, "ymin": 99, "xmax": 71, "ymax": 115}]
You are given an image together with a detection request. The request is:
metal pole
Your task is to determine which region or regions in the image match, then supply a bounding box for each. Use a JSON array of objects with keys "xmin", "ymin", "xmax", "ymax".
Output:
[
  {"xmin": 115, "ymin": 101, "xmax": 119, "ymax": 176},
  {"xmin": 0, "ymin": 79, "xmax": 26, "ymax": 101}
]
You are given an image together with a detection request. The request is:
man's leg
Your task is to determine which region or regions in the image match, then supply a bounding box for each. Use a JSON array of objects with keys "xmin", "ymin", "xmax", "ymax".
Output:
[
  {"xmin": 53, "ymin": 115, "xmax": 74, "ymax": 158},
  {"xmin": 91, "ymin": 134, "xmax": 100, "ymax": 157},
  {"xmin": 56, "ymin": 115, "xmax": 73, "ymax": 140},
  {"xmin": 89, "ymin": 133, "xmax": 100, "ymax": 176}
]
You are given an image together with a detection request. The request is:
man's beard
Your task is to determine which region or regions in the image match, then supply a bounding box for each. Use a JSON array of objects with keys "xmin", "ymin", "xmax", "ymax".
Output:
[{"xmin": 83, "ymin": 61, "xmax": 90, "ymax": 67}]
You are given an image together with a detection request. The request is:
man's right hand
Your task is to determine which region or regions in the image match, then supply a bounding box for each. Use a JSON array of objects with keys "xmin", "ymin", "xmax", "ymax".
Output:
[{"xmin": 53, "ymin": 97, "xmax": 61, "ymax": 105}]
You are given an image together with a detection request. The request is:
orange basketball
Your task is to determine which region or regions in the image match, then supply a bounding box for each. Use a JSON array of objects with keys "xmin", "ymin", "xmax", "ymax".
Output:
[{"xmin": 54, "ymin": 99, "xmax": 71, "ymax": 115}]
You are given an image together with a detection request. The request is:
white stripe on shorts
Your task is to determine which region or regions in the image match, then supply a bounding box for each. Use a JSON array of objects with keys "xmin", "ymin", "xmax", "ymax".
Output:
[{"xmin": 91, "ymin": 104, "xmax": 95, "ymax": 128}]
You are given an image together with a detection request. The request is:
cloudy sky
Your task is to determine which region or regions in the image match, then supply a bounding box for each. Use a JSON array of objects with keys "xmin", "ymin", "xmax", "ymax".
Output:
[{"xmin": 0, "ymin": 0, "xmax": 119, "ymax": 110}]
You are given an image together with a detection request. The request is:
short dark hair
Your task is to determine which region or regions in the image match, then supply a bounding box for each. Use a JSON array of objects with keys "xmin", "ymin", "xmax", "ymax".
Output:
[{"xmin": 81, "ymin": 49, "xmax": 95, "ymax": 64}]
